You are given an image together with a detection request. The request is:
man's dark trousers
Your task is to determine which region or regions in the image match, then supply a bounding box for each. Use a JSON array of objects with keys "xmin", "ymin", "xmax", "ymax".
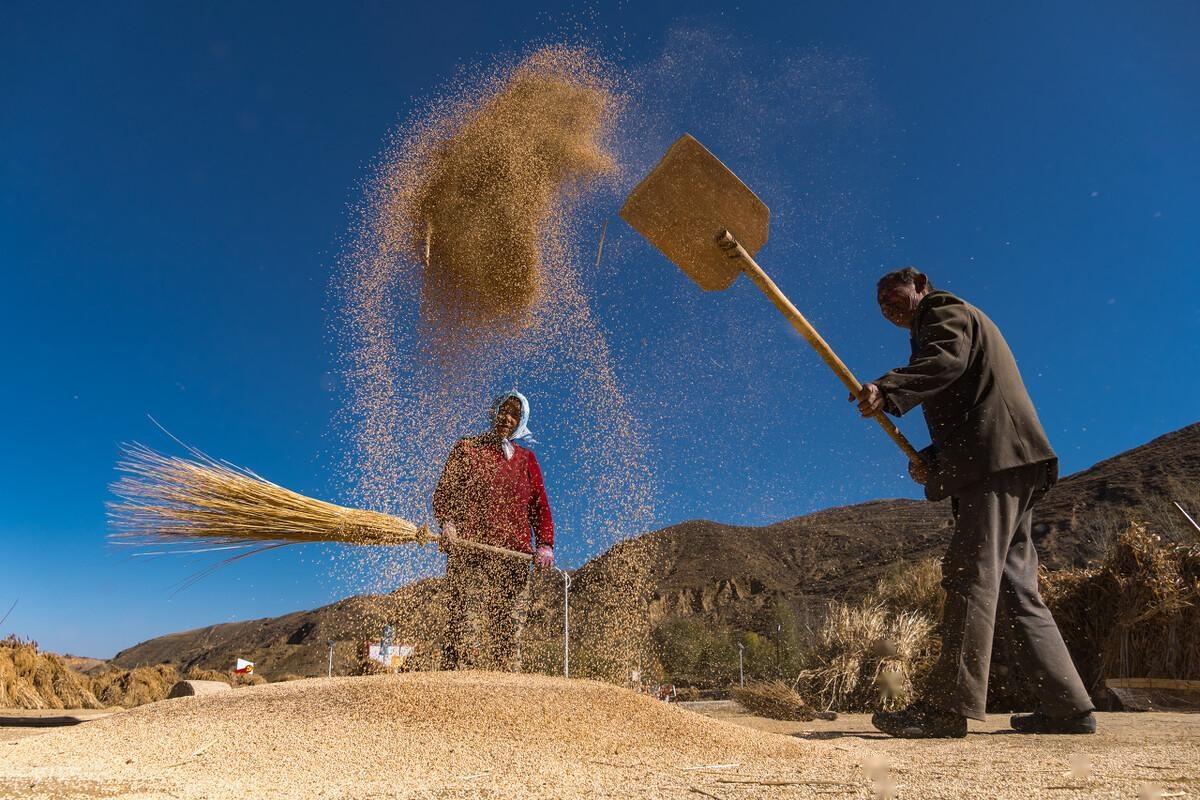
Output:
[{"xmin": 926, "ymin": 462, "xmax": 1094, "ymax": 720}]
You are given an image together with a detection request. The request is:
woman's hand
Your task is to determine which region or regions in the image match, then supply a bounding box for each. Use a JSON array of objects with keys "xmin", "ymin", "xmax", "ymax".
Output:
[
  {"xmin": 534, "ymin": 545, "xmax": 554, "ymax": 569},
  {"xmin": 438, "ymin": 521, "xmax": 457, "ymax": 553}
]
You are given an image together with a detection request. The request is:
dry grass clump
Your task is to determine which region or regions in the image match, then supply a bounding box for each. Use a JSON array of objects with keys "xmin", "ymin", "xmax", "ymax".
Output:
[
  {"xmin": 785, "ymin": 560, "xmax": 945, "ymax": 713},
  {"xmin": 87, "ymin": 664, "xmax": 273, "ymax": 708},
  {"xmin": 89, "ymin": 664, "xmax": 180, "ymax": 708},
  {"xmin": 870, "ymin": 557, "xmax": 945, "ymax": 621},
  {"xmin": 90, "ymin": 665, "xmax": 260, "ymax": 707},
  {"xmin": 183, "ymin": 668, "xmax": 233, "ymax": 685},
  {"xmin": 109, "ymin": 443, "xmax": 426, "ymax": 556},
  {"xmin": 732, "ymin": 680, "xmax": 830, "ymax": 721},
  {"xmin": 795, "ymin": 603, "xmax": 937, "ymax": 712},
  {"xmin": 1043, "ymin": 521, "xmax": 1200, "ymax": 697},
  {"xmin": 0, "ymin": 637, "xmax": 103, "ymax": 710},
  {"xmin": 0, "ymin": 637, "xmax": 247, "ymax": 711}
]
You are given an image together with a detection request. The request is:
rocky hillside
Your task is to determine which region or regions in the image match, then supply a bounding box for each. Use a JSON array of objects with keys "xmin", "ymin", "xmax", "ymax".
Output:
[{"xmin": 112, "ymin": 422, "xmax": 1200, "ymax": 680}]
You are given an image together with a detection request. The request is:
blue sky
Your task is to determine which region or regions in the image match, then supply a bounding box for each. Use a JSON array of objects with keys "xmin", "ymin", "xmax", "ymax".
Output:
[{"xmin": 2, "ymin": 2, "xmax": 1197, "ymax": 658}]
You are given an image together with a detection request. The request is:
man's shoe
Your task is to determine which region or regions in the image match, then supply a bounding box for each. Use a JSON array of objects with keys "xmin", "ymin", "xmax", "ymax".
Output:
[
  {"xmin": 1009, "ymin": 710, "xmax": 1097, "ymax": 734},
  {"xmin": 871, "ymin": 702, "xmax": 967, "ymax": 739}
]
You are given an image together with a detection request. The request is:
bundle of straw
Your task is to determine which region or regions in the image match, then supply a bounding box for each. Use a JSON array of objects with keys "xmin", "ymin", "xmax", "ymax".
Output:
[
  {"xmin": 731, "ymin": 680, "xmax": 836, "ymax": 722},
  {"xmin": 108, "ymin": 443, "xmax": 430, "ymax": 554}
]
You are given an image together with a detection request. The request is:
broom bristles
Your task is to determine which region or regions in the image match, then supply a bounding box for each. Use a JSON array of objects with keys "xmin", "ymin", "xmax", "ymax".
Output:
[{"xmin": 108, "ymin": 443, "xmax": 426, "ymax": 550}]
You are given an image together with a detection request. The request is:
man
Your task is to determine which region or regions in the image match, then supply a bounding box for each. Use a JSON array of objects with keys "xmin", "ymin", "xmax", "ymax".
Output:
[
  {"xmin": 433, "ymin": 391, "xmax": 555, "ymax": 671},
  {"xmin": 853, "ymin": 267, "xmax": 1095, "ymax": 738}
]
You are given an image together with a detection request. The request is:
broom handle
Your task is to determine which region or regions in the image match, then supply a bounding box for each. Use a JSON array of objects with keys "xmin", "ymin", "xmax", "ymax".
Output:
[
  {"xmin": 434, "ymin": 532, "xmax": 533, "ymax": 562},
  {"xmin": 716, "ymin": 231, "xmax": 922, "ymax": 464}
]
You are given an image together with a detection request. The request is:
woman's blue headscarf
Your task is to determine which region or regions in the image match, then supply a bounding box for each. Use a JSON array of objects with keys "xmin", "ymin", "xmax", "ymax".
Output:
[{"xmin": 491, "ymin": 389, "xmax": 535, "ymax": 460}]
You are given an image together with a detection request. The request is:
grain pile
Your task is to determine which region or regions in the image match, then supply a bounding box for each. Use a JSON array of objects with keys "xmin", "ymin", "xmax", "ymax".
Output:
[
  {"xmin": 334, "ymin": 44, "xmax": 657, "ymax": 676},
  {"xmin": 0, "ymin": 672, "xmax": 860, "ymax": 799}
]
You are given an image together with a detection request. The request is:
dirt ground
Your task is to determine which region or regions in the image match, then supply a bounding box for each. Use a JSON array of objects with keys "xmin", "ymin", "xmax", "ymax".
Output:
[
  {"xmin": 0, "ymin": 678, "xmax": 1196, "ymax": 799},
  {"xmin": 684, "ymin": 700, "xmax": 1200, "ymax": 797}
]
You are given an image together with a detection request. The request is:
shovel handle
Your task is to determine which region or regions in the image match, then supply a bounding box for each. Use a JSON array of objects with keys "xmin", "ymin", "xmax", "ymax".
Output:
[{"xmin": 716, "ymin": 231, "xmax": 922, "ymax": 465}]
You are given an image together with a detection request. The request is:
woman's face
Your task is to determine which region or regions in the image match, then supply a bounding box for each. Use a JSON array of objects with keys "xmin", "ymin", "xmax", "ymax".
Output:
[{"xmin": 492, "ymin": 398, "xmax": 523, "ymax": 439}]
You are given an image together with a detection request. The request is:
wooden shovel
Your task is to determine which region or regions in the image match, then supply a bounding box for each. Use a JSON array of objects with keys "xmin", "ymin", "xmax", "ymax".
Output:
[{"xmin": 620, "ymin": 134, "xmax": 921, "ymax": 465}]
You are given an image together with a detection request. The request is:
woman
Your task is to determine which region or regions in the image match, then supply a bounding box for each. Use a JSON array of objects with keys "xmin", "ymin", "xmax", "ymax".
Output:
[{"xmin": 432, "ymin": 390, "xmax": 555, "ymax": 670}]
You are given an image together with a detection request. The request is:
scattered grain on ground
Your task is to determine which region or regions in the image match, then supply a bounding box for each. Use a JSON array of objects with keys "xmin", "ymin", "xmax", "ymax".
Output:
[{"xmin": 1, "ymin": 672, "xmax": 854, "ymax": 799}]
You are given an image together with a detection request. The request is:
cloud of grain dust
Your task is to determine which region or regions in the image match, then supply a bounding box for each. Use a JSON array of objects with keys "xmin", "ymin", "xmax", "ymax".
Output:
[
  {"xmin": 332, "ymin": 45, "xmax": 658, "ymax": 674},
  {"xmin": 599, "ymin": 26, "xmax": 891, "ymax": 521}
]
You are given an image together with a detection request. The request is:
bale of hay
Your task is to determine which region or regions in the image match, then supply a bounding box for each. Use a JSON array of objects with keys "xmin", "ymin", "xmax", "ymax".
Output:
[
  {"xmin": 167, "ymin": 680, "xmax": 232, "ymax": 699},
  {"xmin": 732, "ymin": 680, "xmax": 835, "ymax": 721},
  {"xmin": 782, "ymin": 522, "xmax": 1200, "ymax": 714}
]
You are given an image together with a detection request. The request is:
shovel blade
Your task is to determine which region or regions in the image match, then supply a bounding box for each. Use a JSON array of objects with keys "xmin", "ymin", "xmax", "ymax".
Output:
[{"xmin": 620, "ymin": 134, "xmax": 769, "ymax": 291}]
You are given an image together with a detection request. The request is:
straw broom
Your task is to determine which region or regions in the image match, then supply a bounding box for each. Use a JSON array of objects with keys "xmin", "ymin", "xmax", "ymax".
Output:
[{"xmin": 108, "ymin": 442, "xmax": 528, "ymax": 562}]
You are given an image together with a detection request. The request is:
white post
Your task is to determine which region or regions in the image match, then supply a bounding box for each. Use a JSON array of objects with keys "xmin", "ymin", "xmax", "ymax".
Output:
[
  {"xmin": 1175, "ymin": 501, "xmax": 1200, "ymax": 535},
  {"xmin": 327, "ymin": 640, "xmax": 334, "ymax": 678},
  {"xmin": 557, "ymin": 568, "xmax": 571, "ymax": 678},
  {"xmin": 737, "ymin": 643, "xmax": 745, "ymax": 688}
]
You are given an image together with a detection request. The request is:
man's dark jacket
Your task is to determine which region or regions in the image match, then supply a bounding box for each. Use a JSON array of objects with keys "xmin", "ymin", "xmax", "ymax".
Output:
[{"xmin": 874, "ymin": 290, "xmax": 1057, "ymax": 501}]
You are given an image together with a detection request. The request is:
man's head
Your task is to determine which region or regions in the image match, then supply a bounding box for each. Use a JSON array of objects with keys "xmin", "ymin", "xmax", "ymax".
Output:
[{"xmin": 876, "ymin": 267, "xmax": 933, "ymax": 329}]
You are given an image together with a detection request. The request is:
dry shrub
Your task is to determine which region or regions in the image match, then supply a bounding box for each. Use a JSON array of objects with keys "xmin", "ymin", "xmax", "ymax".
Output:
[
  {"xmin": 90, "ymin": 664, "xmax": 179, "ymax": 708},
  {"xmin": 795, "ymin": 603, "xmax": 937, "ymax": 712},
  {"xmin": 0, "ymin": 637, "xmax": 103, "ymax": 710},
  {"xmin": 1043, "ymin": 522, "xmax": 1200, "ymax": 698},
  {"xmin": 732, "ymin": 680, "xmax": 820, "ymax": 721}
]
